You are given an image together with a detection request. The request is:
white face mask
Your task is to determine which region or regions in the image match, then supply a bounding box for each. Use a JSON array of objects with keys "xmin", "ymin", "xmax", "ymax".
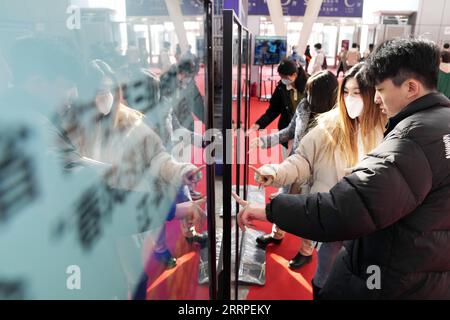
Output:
[
  {"xmin": 345, "ymin": 95, "xmax": 364, "ymax": 119},
  {"xmin": 96, "ymin": 92, "xmax": 114, "ymax": 115},
  {"xmin": 281, "ymin": 79, "xmax": 293, "ymax": 86}
]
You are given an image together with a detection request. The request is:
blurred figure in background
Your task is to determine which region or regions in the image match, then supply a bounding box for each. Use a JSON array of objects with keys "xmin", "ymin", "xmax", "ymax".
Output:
[
  {"xmin": 346, "ymin": 43, "xmax": 361, "ymax": 69},
  {"xmin": 138, "ymin": 38, "xmax": 149, "ymax": 69},
  {"xmin": 438, "ymin": 51, "xmax": 450, "ymax": 98},
  {"xmin": 308, "ymin": 43, "xmax": 325, "ymax": 76},
  {"xmin": 336, "ymin": 46, "xmax": 348, "ymax": 78},
  {"xmin": 158, "ymin": 41, "xmax": 172, "ymax": 72},
  {"xmin": 175, "ymin": 58, "xmax": 205, "ymax": 131},
  {"xmin": 363, "ymin": 43, "xmax": 374, "ymax": 60},
  {"xmin": 304, "ymin": 45, "xmax": 312, "ymax": 72},
  {"xmin": 288, "ymin": 45, "xmax": 306, "ymax": 69},
  {"xmin": 175, "ymin": 43, "xmax": 182, "ymax": 62}
]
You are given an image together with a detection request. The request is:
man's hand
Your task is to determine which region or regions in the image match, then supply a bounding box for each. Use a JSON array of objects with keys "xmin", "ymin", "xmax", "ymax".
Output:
[
  {"xmin": 175, "ymin": 197, "xmax": 207, "ymax": 224},
  {"xmin": 232, "ymin": 192, "xmax": 267, "ymax": 231},
  {"xmin": 249, "ymin": 165, "xmax": 275, "ymax": 186},
  {"xmin": 183, "ymin": 165, "xmax": 206, "ymax": 188}
]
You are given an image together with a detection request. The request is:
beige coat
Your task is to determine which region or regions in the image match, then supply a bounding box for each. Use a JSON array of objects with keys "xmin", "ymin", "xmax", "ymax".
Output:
[
  {"xmin": 260, "ymin": 109, "xmax": 384, "ymax": 195},
  {"xmin": 67, "ymin": 103, "xmax": 197, "ymax": 191}
]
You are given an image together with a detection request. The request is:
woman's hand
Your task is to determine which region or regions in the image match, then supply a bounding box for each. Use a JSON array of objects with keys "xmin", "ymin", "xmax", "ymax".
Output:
[
  {"xmin": 249, "ymin": 165, "xmax": 276, "ymax": 186},
  {"xmin": 232, "ymin": 192, "xmax": 267, "ymax": 231},
  {"xmin": 183, "ymin": 165, "xmax": 206, "ymax": 188},
  {"xmin": 343, "ymin": 167, "xmax": 354, "ymax": 176},
  {"xmin": 175, "ymin": 197, "xmax": 207, "ymax": 224}
]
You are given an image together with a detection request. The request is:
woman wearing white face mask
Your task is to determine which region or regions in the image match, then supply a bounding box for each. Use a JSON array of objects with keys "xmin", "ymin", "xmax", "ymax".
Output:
[
  {"xmin": 65, "ymin": 59, "xmax": 202, "ymax": 192},
  {"xmin": 249, "ymin": 63, "xmax": 387, "ymax": 299},
  {"xmin": 249, "ymin": 70, "xmax": 338, "ymax": 271},
  {"xmin": 95, "ymin": 90, "xmax": 114, "ymax": 115},
  {"xmin": 68, "ymin": 59, "xmax": 206, "ymax": 269}
]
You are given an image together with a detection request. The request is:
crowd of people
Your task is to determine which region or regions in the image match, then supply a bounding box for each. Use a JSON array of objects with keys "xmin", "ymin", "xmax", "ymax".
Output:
[
  {"xmin": 2, "ymin": 32, "xmax": 450, "ymax": 300},
  {"xmin": 238, "ymin": 38, "xmax": 450, "ymax": 299}
]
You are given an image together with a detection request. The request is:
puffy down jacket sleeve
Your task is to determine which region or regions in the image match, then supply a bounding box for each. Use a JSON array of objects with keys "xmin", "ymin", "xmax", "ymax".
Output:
[{"xmin": 266, "ymin": 136, "xmax": 433, "ymax": 242}]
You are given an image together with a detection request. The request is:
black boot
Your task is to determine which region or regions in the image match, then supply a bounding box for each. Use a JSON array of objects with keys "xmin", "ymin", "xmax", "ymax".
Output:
[
  {"xmin": 256, "ymin": 234, "xmax": 283, "ymax": 249},
  {"xmin": 311, "ymin": 279, "xmax": 322, "ymax": 300},
  {"xmin": 288, "ymin": 252, "xmax": 312, "ymax": 270}
]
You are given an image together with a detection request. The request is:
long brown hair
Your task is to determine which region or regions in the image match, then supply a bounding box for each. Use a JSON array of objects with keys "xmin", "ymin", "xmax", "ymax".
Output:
[{"xmin": 320, "ymin": 63, "xmax": 387, "ymax": 166}]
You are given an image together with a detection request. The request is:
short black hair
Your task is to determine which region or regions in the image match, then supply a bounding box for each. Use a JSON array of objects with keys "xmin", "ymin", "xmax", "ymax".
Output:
[
  {"xmin": 277, "ymin": 58, "xmax": 297, "ymax": 76},
  {"xmin": 369, "ymin": 43, "xmax": 374, "ymax": 50},
  {"xmin": 352, "ymin": 43, "xmax": 358, "ymax": 49},
  {"xmin": 444, "ymin": 43, "xmax": 450, "ymax": 49},
  {"xmin": 442, "ymin": 51, "xmax": 450, "ymax": 63},
  {"xmin": 314, "ymin": 43, "xmax": 322, "ymax": 50},
  {"xmin": 8, "ymin": 36, "xmax": 82, "ymax": 85},
  {"xmin": 177, "ymin": 57, "xmax": 196, "ymax": 75},
  {"xmin": 363, "ymin": 38, "xmax": 440, "ymax": 90}
]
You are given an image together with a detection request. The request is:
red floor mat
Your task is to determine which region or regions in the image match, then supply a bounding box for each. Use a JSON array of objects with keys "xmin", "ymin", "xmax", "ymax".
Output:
[{"xmin": 145, "ymin": 97, "xmax": 316, "ymax": 300}]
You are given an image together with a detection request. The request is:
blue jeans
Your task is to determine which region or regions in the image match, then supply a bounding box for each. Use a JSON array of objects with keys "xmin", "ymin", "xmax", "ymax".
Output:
[{"xmin": 314, "ymin": 241, "xmax": 343, "ymax": 288}]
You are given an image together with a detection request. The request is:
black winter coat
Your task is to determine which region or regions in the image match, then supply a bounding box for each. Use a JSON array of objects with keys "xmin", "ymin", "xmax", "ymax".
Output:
[
  {"xmin": 255, "ymin": 81, "xmax": 296, "ymax": 131},
  {"xmin": 267, "ymin": 92, "xmax": 450, "ymax": 299}
]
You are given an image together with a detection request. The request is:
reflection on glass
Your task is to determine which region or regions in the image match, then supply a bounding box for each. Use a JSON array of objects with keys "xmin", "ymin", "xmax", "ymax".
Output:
[{"xmin": 0, "ymin": 0, "xmax": 210, "ymax": 300}]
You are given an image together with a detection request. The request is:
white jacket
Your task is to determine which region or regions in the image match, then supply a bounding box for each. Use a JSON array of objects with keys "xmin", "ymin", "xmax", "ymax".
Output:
[
  {"xmin": 308, "ymin": 49, "xmax": 325, "ymax": 75},
  {"xmin": 69, "ymin": 104, "xmax": 197, "ymax": 192},
  {"xmin": 259, "ymin": 109, "xmax": 384, "ymax": 194}
]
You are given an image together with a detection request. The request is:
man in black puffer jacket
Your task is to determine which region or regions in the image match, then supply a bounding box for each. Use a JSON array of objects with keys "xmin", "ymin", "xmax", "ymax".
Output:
[{"xmin": 235, "ymin": 39, "xmax": 450, "ymax": 299}]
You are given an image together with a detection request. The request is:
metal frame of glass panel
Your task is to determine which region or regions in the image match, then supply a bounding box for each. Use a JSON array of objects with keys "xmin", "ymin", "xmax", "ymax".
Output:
[
  {"xmin": 221, "ymin": 9, "xmax": 252, "ymax": 300},
  {"xmin": 203, "ymin": 0, "xmax": 217, "ymax": 301}
]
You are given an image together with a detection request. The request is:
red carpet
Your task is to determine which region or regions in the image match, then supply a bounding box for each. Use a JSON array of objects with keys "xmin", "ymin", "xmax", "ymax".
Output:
[
  {"xmin": 145, "ymin": 94, "xmax": 316, "ymax": 300},
  {"xmin": 246, "ymin": 97, "xmax": 315, "ymax": 300}
]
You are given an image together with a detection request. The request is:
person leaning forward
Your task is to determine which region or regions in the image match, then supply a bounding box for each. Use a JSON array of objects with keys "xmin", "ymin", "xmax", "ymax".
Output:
[{"xmin": 235, "ymin": 39, "xmax": 450, "ymax": 299}]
